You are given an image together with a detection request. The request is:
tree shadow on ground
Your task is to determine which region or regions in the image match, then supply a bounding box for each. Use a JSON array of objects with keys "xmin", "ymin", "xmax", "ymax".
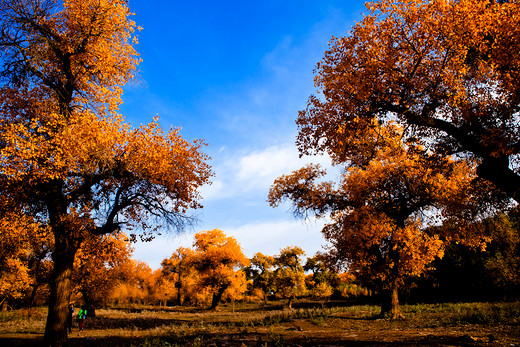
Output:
[{"xmin": 0, "ymin": 332, "xmax": 492, "ymax": 347}]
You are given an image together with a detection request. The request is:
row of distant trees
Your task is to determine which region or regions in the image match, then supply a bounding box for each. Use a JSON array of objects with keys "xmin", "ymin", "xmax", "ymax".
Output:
[
  {"xmin": 0, "ymin": 227, "xmax": 365, "ymax": 313},
  {"xmin": 2, "ymin": 221, "xmax": 518, "ymax": 315}
]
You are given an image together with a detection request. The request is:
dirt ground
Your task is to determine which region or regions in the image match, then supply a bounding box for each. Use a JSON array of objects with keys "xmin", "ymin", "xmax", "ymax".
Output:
[
  {"xmin": 1, "ymin": 302, "xmax": 519, "ymax": 346},
  {"xmin": 1, "ymin": 319, "xmax": 519, "ymax": 346}
]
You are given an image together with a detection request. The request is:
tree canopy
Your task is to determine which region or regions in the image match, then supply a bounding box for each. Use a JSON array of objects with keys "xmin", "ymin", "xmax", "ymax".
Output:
[
  {"xmin": 0, "ymin": 0, "xmax": 212, "ymax": 344},
  {"xmin": 270, "ymin": 123, "xmax": 480, "ymax": 317},
  {"xmin": 297, "ymin": 0, "xmax": 520, "ymax": 202}
]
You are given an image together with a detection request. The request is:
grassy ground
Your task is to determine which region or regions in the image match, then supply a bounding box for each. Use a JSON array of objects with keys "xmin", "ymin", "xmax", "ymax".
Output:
[{"xmin": 0, "ymin": 300, "xmax": 519, "ymax": 346}]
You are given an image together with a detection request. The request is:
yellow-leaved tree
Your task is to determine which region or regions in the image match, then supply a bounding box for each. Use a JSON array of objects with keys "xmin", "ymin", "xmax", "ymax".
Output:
[
  {"xmin": 161, "ymin": 246, "xmax": 197, "ymax": 306},
  {"xmin": 0, "ymin": 0, "xmax": 212, "ymax": 345},
  {"xmin": 270, "ymin": 124, "xmax": 479, "ymax": 318},
  {"xmin": 191, "ymin": 229, "xmax": 250, "ymax": 310},
  {"xmin": 297, "ymin": 0, "xmax": 520, "ymax": 202},
  {"xmin": 273, "ymin": 246, "xmax": 307, "ymax": 309},
  {"xmin": 245, "ymin": 252, "xmax": 276, "ymax": 304},
  {"xmin": 72, "ymin": 232, "xmax": 133, "ymax": 317},
  {"xmin": 0, "ymin": 203, "xmax": 52, "ymax": 309}
]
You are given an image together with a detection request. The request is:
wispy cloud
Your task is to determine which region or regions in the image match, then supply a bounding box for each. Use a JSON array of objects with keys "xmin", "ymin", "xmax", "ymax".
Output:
[
  {"xmin": 224, "ymin": 218, "xmax": 331, "ymax": 258},
  {"xmin": 134, "ymin": 217, "xmax": 331, "ymax": 270},
  {"xmin": 201, "ymin": 144, "xmax": 336, "ymax": 201}
]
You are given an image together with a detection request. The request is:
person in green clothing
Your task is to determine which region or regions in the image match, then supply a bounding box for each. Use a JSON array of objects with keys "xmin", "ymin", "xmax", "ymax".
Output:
[{"xmin": 77, "ymin": 305, "xmax": 87, "ymax": 331}]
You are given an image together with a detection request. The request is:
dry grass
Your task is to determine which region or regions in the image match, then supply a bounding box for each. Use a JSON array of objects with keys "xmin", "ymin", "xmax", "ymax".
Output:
[{"xmin": 0, "ymin": 301, "xmax": 519, "ymax": 346}]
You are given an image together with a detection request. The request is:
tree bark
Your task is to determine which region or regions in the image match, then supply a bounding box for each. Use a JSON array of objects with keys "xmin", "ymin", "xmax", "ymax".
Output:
[
  {"xmin": 288, "ymin": 296, "xmax": 293, "ymax": 310},
  {"xmin": 380, "ymin": 285, "xmax": 402, "ymax": 319},
  {"xmin": 209, "ymin": 285, "xmax": 228, "ymax": 310},
  {"xmin": 43, "ymin": 239, "xmax": 77, "ymax": 347},
  {"xmin": 175, "ymin": 281, "xmax": 182, "ymax": 306},
  {"xmin": 477, "ymin": 155, "xmax": 520, "ymax": 203}
]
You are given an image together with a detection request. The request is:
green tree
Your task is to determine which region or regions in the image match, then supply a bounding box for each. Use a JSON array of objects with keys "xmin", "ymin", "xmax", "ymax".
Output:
[
  {"xmin": 245, "ymin": 252, "xmax": 276, "ymax": 304},
  {"xmin": 304, "ymin": 254, "xmax": 337, "ymax": 305},
  {"xmin": 273, "ymin": 246, "xmax": 306, "ymax": 309}
]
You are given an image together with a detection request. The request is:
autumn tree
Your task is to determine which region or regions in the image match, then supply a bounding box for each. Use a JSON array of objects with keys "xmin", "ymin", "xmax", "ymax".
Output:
[
  {"xmin": 297, "ymin": 0, "xmax": 520, "ymax": 203},
  {"xmin": 161, "ymin": 246, "xmax": 196, "ymax": 306},
  {"xmin": 482, "ymin": 213, "xmax": 520, "ymax": 298},
  {"xmin": 191, "ymin": 229, "xmax": 250, "ymax": 310},
  {"xmin": 0, "ymin": 208, "xmax": 52, "ymax": 309},
  {"xmin": 0, "ymin": 0, "xmax": 212, "ymax": 344},
  {"xmin": 270, "ymin": 124, "xmax": 479, "ymax": 318},
  {"xmin": 151, "ymin": 270, "xmax": 177, "ymax": 307},
  {"xmin": 72, "ymin": 232, "xmax": 133, "ymax": 317},
  {"xmin": 245, "ymin": 252, "xmax": 276, "ymax": 303},
  {"xmin": 304, "ymin": 254, "xmax": 336, "ymax": 304},
  {"xmin": 109, "ymin": 259, "xmax": 157, "ymax": 305},
  {"xmin": 273, "ymin": 246, "xmax": 306, "ymax": 309}
]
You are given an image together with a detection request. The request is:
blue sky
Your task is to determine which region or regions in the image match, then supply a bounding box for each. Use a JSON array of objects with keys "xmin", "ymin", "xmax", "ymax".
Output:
[{"xmin": 122, "ymin": 1, "xmax": 367, "ymax": 269}]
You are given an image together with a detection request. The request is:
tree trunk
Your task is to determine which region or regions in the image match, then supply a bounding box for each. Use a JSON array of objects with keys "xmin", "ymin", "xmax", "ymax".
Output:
[
  {"xmin": 43, "ymin": 236, "xmax": 77, "ymax": 346},
  {"xmin": 209, "ymin": 285, "xmax": 228, "ymax": 310},
  {"xmin": 380, "ymin": 286, "xmax": 402, "ymax": 319},
  {"xmin": 287, "ymin": 296, "xmax": 293, "ymax": 310},
  {"xmin": 477, "ymin": 155, "xmax": 520, "ymax": 203},
  {"xmin": 82, "ymin": 292, "xmax": 96, "ymax": 318},
  {"xmin": 176, "ymin": 282, "xmax": 182, "ymax": 306}
]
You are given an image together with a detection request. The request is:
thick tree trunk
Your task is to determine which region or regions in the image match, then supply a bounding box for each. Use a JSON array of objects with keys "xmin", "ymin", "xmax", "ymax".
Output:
[
  {"xmin": 176, "ymin": 282, "xmax": 182, "ymax": 306},
  {"xmin": 82, "ymin": 292, "xmax": 96, "ymax": 318},
  {"xmin": 43, "ymin": 236, "xmax": 77, "ymax": 346},
  {"xmin": 209, "ymin": 285, "xmax": 228, "ymax": 310},
  {"xmin": 380, "ymin": 286, "xmax": 402, "ymax": 319},
  {"xmin": 288, "ymin": 296, "xmax": 293, "ymax": 310},
  {"xmin": 477, "ymin": 155, "xmax": 520, "ymax": 203}
]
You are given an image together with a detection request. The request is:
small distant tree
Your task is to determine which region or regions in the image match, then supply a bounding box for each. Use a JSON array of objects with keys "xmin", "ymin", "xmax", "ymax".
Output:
[
  {"xmin": 109, "ymin": 260, "xmax": 155, "ymax": 305},
  {"xmin": 483, "ymin": 213, "xmax": 520, "ymax": 299},
  {"xmin": 72, "ymin": 232, "xmax": 133, "ymax": 317},
  {"xmin": 161, "ymin": 247, "xmax": 196, "ymax": 306},
  {"xmin": 273, "ymin": 246, "xmax": 306, "ymax": 309},
  {"xmin": 305, "ymin": 255, "xmax": 336, "ymax": 305},
  {"xmin": 191, "ymin": 229, "xmax": 250, "ymax": 310},
  {"xmin": 245, "ymin": 252, "xmax": 276, "ymax": 304},
  {"xmin": 222, "ymin": 270, "xmax": 248, "ymax": 312}
]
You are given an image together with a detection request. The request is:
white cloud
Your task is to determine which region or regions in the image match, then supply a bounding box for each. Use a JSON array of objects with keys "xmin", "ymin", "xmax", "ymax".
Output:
[
  {"xmin": 133, "ymin": 217, "xmax": 331, "ymax": 270},
  {"xmin": 200, "ymin": 144, "xmax": 336, "ymax": 201},
  {"xmin": 224, "ymin": 218, "xmax": 331, "ymax": 259}
]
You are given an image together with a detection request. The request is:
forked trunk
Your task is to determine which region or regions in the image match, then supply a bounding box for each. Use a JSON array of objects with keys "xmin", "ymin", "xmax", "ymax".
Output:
[
  {"xmin": 43, "ymin": 238, "xmax": 77, "ymax": 346},
  {"xmin": 380, "ymin": 286, "xmax": 402, "ymax": 319}
]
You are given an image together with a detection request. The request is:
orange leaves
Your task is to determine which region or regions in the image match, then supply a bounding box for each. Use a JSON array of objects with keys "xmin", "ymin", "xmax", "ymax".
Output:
[
  {"xmin": 158, "ymin": 229, "xmax": 250, "ymax": 308},
  {"xmin": 272, "ymin": 120, "xmax": 478, "ymax": 292},
  {"xmin": 298, "ymin": 0, "xmax": 520, "ymax": 203},
  {"xmin": 192, "ymin": 229, "xmax": 250, "ymax": 272}
]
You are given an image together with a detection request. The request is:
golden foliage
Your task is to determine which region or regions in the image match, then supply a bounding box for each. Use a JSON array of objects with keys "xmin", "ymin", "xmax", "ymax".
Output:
[
  {"xmin": 297, "ymin": 0, "xmax": 520, "ymax": 201},
  {"xmin": 271, "ymin": 123, "xmax": 476, "ymax": 293}
]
